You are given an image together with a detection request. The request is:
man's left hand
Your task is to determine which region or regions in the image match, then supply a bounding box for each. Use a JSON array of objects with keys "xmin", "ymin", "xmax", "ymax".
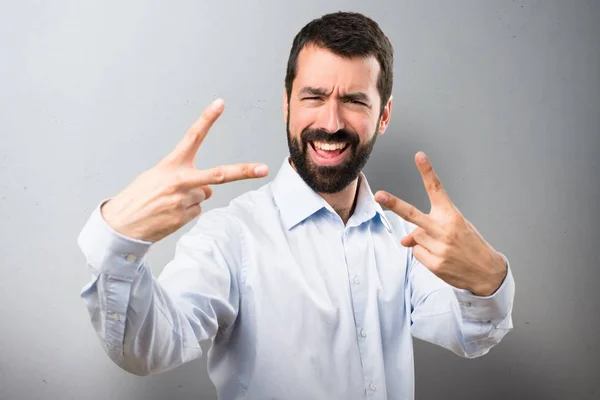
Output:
[{"xmin": 375, "ymin": 152, "xmax": 507, "ymax": 296}]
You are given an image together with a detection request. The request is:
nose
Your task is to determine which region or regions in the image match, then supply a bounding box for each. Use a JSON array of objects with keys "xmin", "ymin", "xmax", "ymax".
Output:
[{"xmin": 317, "ymin": 100, "xmax": 345, "ymax": 133}]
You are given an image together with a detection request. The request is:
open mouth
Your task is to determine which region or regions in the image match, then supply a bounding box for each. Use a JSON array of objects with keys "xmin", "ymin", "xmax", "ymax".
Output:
[{"xmin": 308, "ymin": 140, "xmax": 351, "ymax": 166}]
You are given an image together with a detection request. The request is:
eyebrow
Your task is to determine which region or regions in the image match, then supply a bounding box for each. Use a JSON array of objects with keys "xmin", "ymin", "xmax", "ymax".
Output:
[
  {"xmin": 298, "ymin": 86, "xmax": 371, "ymax": 104},
  {"xmin": 298, "ymin": 87, "xmax": 330, "ymax": 97}
]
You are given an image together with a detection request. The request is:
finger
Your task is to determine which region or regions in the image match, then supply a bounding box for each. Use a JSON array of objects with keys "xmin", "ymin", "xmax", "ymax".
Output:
[
  {"xmin": 181, "ymin": 187, "xmax": 207, "ymax": 208},
  {"xmin": 401, "ymin": 232, "xmax": 418, "ymax": 248},
  {"xmin": 412, "ymin": 244, "xmax": 441, "ymax": 271},
  {"xmin": 165, "ymin": 99, "xmax": 225, "ymax": 165},
  {"xmin": 375, "ymin": 191, "xmax": 443, "ymax": 235},
  {"xmin": 183, "ymin": 203, "xmax": 202, "ymax": 221},
  {"xmin": 402, "ymin": 227, "xmax": 445, "ymax": 255},
  {"xmin": 415, "ymin": 152, "xmax": 452, "ymax": 207},
  {"xmin": 189, "ymin": 163, "xmax": 269, "ymax": 186},
  {"xmin": 201, "ymin": 185, "xmax": 213, "ymax": 201}
]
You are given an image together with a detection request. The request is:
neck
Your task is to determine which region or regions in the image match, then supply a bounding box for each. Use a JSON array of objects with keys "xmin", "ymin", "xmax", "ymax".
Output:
[
  {"xmin": 319, "ymin": 177, "xmax": 360, "ymax": 224},
  {"xmin": 289, "ymin": 159, "xmax": 361, "ymax": 225}
]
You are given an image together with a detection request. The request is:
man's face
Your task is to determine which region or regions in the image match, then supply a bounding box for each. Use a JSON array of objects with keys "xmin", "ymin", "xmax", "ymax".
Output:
[{"xmin": 285, "ymin": 45, "xmax": 391, "ymax": 193}]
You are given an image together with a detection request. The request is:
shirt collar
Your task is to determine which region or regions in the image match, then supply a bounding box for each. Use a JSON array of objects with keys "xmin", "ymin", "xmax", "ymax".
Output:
[{"xmin": 271, "ymin": 157, "xmax": 392, "ymax": 232}]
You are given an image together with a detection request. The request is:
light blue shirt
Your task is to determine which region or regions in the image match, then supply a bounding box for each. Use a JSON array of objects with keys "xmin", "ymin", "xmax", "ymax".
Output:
[{"xmin": 78, "ymin": 157, "xmax": 515, "ymax": 400}]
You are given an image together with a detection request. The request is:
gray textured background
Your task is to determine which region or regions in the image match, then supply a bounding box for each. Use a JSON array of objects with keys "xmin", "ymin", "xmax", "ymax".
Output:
[{"xmin": 1, "ymin": 0, "xmax": 599, "ymax": 399}]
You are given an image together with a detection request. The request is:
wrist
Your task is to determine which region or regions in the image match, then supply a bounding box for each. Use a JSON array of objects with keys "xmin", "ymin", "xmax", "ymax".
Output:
[
  {"xmin": 470, "ymin": 251, "xmax": 508, "ymax": 296},
  {"xmin": 100, "ymin": 198, "xmax": 133, "ymax": 238},
  {"xmin": 100, "ymin": 199, "xmax": 118, "ymax": 228}
]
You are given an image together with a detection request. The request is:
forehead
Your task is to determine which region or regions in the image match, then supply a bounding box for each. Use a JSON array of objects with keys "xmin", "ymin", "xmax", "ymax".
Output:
[{"xmin": 293, "ymin": 45, "xmax": 380, "ymax": 96}]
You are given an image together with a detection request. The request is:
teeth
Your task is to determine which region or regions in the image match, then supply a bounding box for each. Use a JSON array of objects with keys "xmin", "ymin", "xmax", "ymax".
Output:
[{"xmin": 313, "ymin": 141, "xmax": 348, "ymax": 151}]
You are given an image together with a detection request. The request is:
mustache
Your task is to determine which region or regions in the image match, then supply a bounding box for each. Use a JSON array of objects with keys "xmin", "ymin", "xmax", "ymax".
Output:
[{"xmin": 301, "ymin": 128, "xmax": 360, "ymax": 146}]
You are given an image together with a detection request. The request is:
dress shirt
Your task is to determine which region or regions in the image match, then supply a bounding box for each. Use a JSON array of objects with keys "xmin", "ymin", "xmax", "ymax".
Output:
[{"xmin": 78, "ymin": 157, "xmax": 515, "ymax": 400}]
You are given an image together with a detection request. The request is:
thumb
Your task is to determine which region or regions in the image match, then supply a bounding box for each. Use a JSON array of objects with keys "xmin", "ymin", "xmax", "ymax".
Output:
[{"xmin": 401, "ymin": 233, "xmax": 418, "ymax": 248}]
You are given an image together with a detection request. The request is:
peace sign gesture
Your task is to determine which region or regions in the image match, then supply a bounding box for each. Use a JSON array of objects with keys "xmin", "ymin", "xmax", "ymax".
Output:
[
  {"xmin": 101, "ymin": 99, "xmax": 269, "ymax": 243},
  {"xmin": 375, "ymin": 152, "xmax": 507, "ymax": 296}
]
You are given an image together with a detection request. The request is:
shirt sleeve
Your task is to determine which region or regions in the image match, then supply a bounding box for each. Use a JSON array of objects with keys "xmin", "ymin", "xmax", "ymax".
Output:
[
  {"xmin": 401, "ymin": 220, "xmax": 515, "ymax": 358},
  {"xmin": 77, "ymin": 200, "xmax": 243, "ymax": 376}
]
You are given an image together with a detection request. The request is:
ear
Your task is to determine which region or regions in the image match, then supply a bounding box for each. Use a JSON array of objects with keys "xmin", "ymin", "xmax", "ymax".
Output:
[
  {"xmin": 377, "ymin": 95, "xmax": 393, "ymax": 135},
  {"xmin": 283, "ymin": 90, "xmax": 289, "ymax": 124}
]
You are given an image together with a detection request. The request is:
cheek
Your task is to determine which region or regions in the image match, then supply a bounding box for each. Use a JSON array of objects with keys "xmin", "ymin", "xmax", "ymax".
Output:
[
  {"xmin": 289, "ymin": 107, "xmax": 316, "ymax": 136},
  {"xmin": 347, "ymin": 115, "xmax": 377, "ymax": 142}
]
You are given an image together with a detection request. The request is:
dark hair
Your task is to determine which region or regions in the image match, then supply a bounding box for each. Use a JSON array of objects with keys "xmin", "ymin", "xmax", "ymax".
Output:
[{"xmin": 284, "ymin": 11, "xmax": 394, "ymax": 114}]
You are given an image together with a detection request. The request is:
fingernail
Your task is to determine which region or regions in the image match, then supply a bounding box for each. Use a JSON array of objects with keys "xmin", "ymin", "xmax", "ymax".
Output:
[
  {"xmin": 376, "ymin": 193, "xmax": 388, "ymax": 202},
  {"xmin": 254, "ymin": 164, "xmax": 268, "ymax": 176},
  {"xmin": 211, "ymin": 98, "xmax": 224, "ymax": 110},
  {"xmin": 417, "ymin": 152, "xmax": 427, "ymax": 164}
]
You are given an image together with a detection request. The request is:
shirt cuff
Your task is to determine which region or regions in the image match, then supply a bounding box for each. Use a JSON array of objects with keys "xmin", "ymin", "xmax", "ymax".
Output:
[
  {"xmin": 453, "ymin": 253, "xmax": 515, "ymax": 325},
  {"xmin": 77, "ymin": 199, "xmax": 152, "ymax": 281}
]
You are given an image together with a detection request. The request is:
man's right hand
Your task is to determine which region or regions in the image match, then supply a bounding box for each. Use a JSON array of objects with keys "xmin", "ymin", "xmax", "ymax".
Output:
[{"xmin": 100, "ymin": 98, "xmax": 269, "ymax": 243}]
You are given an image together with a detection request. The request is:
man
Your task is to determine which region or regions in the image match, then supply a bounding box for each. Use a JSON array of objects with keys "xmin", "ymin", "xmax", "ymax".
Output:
[{"xmin": 78, "ymin": 11, "xmax": 514, "ymax": 400}]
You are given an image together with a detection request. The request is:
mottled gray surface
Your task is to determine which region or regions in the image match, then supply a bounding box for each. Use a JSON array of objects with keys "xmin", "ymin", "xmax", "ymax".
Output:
[{"xmin": 1, "ymin": 0, "xmax": 598, "ymax": 399}]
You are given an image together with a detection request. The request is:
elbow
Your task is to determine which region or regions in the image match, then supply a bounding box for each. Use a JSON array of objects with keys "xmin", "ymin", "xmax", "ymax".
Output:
[
  {"xmin": 460, "ymin": 344, "xmax": 493, "ymax": 359},
  {"xmin": 119, "ymin": 357, "xmax": 154, "ymax": 377},
  {"xmin": 104, "ymin": 349, "xmax": 155, "ymax": 377},
  {"xmin": 115, "ymin": 354, "xmax": 175, "ymax": 377},
  {"xmin": 101, "ymin": 345, "xmax": 163, "ymax": 377},
  {"xmin": 460, "ymin": 327, "xmax": 513, "ymax": 359},
  {"xmin": 106, "ymin": 337, "xmax": 199, "ymax": 377}
]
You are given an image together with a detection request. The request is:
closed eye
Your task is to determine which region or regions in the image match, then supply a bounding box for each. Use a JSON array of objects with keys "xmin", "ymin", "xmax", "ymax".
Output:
[{"xmin": 348, "ymin": 99, "xmax": 367, "ymax": 106}]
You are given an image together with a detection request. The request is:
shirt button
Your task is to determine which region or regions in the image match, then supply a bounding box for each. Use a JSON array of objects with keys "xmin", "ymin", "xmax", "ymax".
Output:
[
  {"xmin": 360, "ymin": 329, "xmax": 367, "ymax": 338},
  {"xmin": 369, "ymin": 382, "xmax": 376, "ymax": 391},
  {"xmin": 125, "ymin": 254, "xmax": 137, "ymax": 263},
  {"xmin": 353, "ymin": 276, "xmax": 360, "ymax": 285},
  {"xmin": 112, "ymin": 313, "xmax": 120, "ymax": 321},
  {"xmin": 461, "ymin": 301, "xmax": 472, "ymax": 308}
]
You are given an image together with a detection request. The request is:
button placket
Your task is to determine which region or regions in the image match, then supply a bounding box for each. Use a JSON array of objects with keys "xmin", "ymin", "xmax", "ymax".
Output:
[{"xmin": 343, "ymin": 227, "xmax": 380, "ymax": 397}]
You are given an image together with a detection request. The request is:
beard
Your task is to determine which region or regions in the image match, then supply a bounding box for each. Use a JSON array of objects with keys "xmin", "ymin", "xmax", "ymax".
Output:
[{"xmin": 286, "ymin": 113, "xmax": 379, "ymax": 194}]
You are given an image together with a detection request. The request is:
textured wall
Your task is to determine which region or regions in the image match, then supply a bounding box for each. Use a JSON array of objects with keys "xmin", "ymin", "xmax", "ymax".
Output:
[{"xmin": 1, "ymin": 1, "xmax": 598, "ymax": 399}]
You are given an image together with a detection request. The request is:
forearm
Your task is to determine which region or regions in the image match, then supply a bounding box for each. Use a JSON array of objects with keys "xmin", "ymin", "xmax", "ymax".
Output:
[
  {"xmin": 78, "ymin": 201, "xmax": 237, "ymax": 376},
  {"xmin": 80, "ymin": 263, "xmax": 204, "ymax": 376},
  {"xmin": 410, "ymin": 258, "xmax": 515, "ymax": 358}
]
